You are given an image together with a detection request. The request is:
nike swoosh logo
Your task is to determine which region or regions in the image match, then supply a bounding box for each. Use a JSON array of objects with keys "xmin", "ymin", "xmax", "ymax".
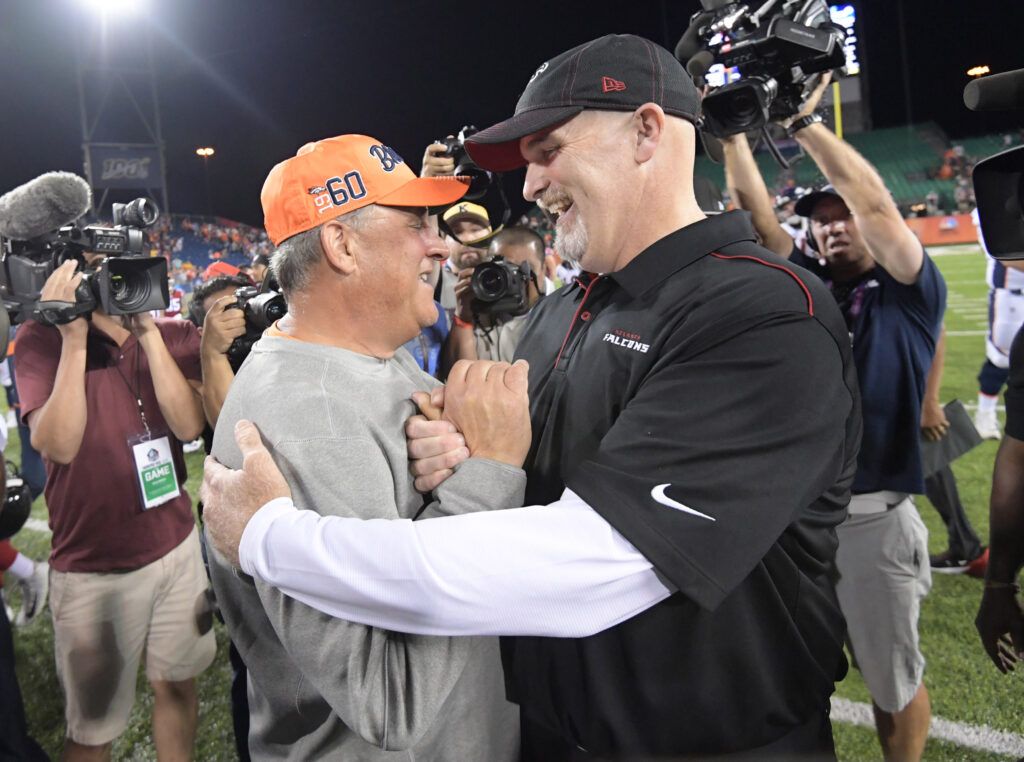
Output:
[{"xmin": 651, "ymin": 484, "xmax": 716, "ymax": 522}]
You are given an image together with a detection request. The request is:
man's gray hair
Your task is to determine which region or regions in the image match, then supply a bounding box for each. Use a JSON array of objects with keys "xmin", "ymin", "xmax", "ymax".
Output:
[{"xmin": 270, "ymin": 205, "xmax": 374, "ymax": 295}]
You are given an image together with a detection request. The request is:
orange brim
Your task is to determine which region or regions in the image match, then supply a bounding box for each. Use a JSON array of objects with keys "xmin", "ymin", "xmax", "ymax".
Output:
[{"xmin": 377, "ymin": 175, "xmax": 470, "ymax": 208}]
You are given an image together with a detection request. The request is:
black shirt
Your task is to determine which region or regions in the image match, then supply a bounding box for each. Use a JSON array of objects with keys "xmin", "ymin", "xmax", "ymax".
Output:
[
  {"xmin": 1004, "ymin": 324, "xmax": 1024, "ymax": 440},
  {"xmin": 508, "ymin": 211, "xmax": 862, "ymax": 756}
]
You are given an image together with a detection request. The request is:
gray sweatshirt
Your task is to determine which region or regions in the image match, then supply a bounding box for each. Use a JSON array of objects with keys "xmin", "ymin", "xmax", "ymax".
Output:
[{"xmin": 208, "ymin": 334, "xmax": 522, "ymax": 761}]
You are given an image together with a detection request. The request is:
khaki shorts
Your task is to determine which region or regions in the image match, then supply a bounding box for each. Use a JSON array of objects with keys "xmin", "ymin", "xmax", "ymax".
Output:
[
  {"xmin": 834, "ymin": 495, "xmax": 932, "ymax": 713},
  {"xmin": 50, "ymin": 525, "xmax": 216, "ymax": 745}
]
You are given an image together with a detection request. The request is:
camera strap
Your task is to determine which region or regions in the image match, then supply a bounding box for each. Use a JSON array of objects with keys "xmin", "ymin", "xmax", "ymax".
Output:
[
  {"xmin": 115, "ymin": 342, "xmax": 182, "ymax": 510},
  {"xmin": 33, "ymin": 300, "xmax": 88, "ymax": 326}
]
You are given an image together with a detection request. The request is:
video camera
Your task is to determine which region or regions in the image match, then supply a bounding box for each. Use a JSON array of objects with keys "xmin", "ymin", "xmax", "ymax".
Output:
[
  {"xmin": 470, "ymin": 255, "xmax": 535, "ymax": 317},
  {"xmin": 225, "ymin": 281, "xmax": 287, "ymax": 373},
  {"xmin": 678, "ymin": 0, "xmax": 846, "ymax": 137},
  {"xmin": 966, "ymin": 68, "xmax": 1024, "ymax": 261},
  {"xmin": 0, "ymin": 194, "xmax": 168, "ymax": 325}
]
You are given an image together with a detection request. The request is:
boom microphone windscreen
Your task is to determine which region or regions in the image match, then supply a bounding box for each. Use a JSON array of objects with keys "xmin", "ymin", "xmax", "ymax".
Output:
[
  {"xmin": 686, "ymin": 50, "xmax": 716, "ymax": 87},
  {"xmin": 964, "ymin": 68, "xmax": 1024, "ymax": 112},
  {"xmin": 0, "ymin": 172, "xmax": 92, "ymax": 241},
  {"xmin": 675, "ymin": 12, "xmax": 715, "ymax": 63}
]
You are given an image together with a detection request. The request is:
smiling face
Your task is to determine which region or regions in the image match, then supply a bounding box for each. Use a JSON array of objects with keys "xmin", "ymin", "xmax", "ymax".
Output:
[
  {"xmin": 349, "ymin": 205, "xmax": 448, "ymax": 345},
  {"xmin": 520, "ymin": 111, "xmax": 637, "ymax": 273},
  {"xmin": 809, "ymin": 195, "xmax": 873, "ymax": 281}
]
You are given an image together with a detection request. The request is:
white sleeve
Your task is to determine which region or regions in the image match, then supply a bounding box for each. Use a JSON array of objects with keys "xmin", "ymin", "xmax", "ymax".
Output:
[{"xmin": 239, "ymin": 488, "xmax": 673, "ymax": 637}]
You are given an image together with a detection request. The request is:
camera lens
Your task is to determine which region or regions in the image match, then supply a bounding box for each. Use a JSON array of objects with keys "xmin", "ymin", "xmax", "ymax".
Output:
[
  {"xmin": 473, "ymin": 265, "xmax": 508, "ymax": 302},
  {"xmin": 109, "ymin": 271, "xmax": 152, "ymax": 312},
  {"xmin": 729, "ymin": 90, "xmax": 758, "ymax": 123},
  {"xmin": 119, "ymin": 198, "xmax": 159, "ymax": 228}
]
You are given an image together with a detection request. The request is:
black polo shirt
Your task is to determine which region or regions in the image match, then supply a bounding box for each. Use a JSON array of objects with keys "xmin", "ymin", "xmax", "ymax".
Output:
[
  {"xmin": 1005, "ymin": 324, "xmax": 1024, "ymax": 440},
  {"xmin": 507, "ymin": 211, "xmax": 862, "ymax": 756}
]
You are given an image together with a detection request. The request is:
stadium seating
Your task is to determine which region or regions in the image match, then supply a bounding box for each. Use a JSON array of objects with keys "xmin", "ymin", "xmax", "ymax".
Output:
[{"xmin": 695, "ymin": 124, "xmax": 1016, "ymax": 212}]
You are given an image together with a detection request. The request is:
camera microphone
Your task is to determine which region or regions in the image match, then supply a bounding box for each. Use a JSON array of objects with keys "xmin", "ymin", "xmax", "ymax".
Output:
[
  {"xmin": 0, "ymin": 172, "xmax": 92, "ymax": 241},
  {"xmin": 674, "ymin": 12, "xmax": 715, "ymax": 63},
  {"xmin": 964, "ymin": 68, "xmax": 1024, "ymax": 112},
  {"xmin": 686, "ymin": 50, "xmax": 716, "ymax": 88}
]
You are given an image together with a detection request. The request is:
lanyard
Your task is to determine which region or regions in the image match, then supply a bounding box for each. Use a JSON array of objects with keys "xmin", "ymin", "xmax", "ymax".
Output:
[{"xmin": 113, "ymin": 342, "xmax": 151, "ymax": 436}]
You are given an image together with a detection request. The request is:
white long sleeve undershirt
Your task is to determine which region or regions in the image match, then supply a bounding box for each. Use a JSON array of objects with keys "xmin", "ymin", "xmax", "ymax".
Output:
[{"xmin": 239, "ymin": 488, "xmax": 673, "ymax": 637}]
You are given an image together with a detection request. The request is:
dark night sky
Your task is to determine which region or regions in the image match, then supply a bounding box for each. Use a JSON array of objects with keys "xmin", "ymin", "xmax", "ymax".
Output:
[{"xmin": 1, "ymin": 0, "xmax": 1022, "ymax": 228}]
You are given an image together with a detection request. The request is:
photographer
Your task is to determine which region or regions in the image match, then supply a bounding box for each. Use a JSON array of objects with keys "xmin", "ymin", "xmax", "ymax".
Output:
[
  {"xmin": 422, "ymin": 142, "xmax": 495, "ymax": 317},
  {"xmin": 188, "ymin": 274, "xmax": 250, "ymax": 428},
  {"xmin": 442, "ymin": 226, "xmax": 546, "ymax": 370},
  {"xmin": 722, "ymin": 76, "xmax": 944, "ymax": 761},
  {"xmin": 15, "ymin": 255, "xmax": 215, "ymax": 762}
]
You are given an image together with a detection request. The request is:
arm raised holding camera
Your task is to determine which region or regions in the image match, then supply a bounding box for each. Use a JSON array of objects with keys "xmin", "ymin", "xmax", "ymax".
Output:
[
  {"xmin": 23, "ymin": 260, "xmax": 89, "ymax": 463},
  {"xmin": 199, "ymin": 295, "xmax": 246, "ymax": 427},
  {"xmin": 786, "ymin": 73, "xmax": 924, "ymax": 284},
  {"xmin": 421, "ymin": 139, "xmax": 456, "ymax": 178}
]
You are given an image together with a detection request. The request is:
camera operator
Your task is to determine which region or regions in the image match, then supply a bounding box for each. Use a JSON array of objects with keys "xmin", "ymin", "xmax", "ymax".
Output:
[
  {"xmin": 15, "ymin": 254, "xmax": 215, "ymax": 762},
  {"xmin": 442, "ymin": 226, "xmax": 546, "ymax": 370},
  {"xmin": 722, "ymin": 75, "xmax": 944, "ymax": 762}
]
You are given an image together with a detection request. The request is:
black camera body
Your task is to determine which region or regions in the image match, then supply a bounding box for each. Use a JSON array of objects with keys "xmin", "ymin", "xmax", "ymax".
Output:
[
  {"xmin": 225, "ymin": 284, "xmax": 287, "ymax": 372},
  {"xmin": 439, "ymin": 125, "xmax": 492, "ymax": 202},
  {"xmin": 688, "ymin": 0, "xmax": 846, "ymax": 136},
  {"xmin": 471, "ymin": 256, "xmax": 532, "ymax": 317},
  {"xmin": 0, "ymin": 198, "xmax": 167, "ymax": 325},
  {"xmin": 966, "ymin": 68, "xmax": 1024, "ymax": 261}
]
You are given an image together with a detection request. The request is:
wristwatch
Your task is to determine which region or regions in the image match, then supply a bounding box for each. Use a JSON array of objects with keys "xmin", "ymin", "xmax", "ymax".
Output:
[{"xmin": 787, "ymin": 113, "xmax": 823, "ymax": 138}]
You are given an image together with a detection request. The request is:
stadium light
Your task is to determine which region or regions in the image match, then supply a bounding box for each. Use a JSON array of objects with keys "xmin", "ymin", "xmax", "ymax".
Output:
[
  {"xmin": 967, "ymin": 65, "xmax": 991, "ymax": 77},
  {"xmin": 196, "ymin": 147, "xmax": 215, "ymax": 157},
  {"xmin": 81, "ymin": 0, "xmax": 145, "ymax": 17}
]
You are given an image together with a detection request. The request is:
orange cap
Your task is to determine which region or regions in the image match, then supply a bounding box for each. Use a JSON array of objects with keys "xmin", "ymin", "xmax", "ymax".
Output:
[{"xmin": 261, "ymin": 134, "xmax": 470, "ymax": 245}]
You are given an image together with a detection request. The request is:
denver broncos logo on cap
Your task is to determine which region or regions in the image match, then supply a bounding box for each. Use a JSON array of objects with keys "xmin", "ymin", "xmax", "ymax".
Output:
[{"xmin": 307, "ymin": 185, "xmax": 327, "ymax": 195}]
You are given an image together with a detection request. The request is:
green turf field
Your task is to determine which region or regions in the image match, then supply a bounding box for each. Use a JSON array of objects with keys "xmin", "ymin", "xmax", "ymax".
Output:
[{"xmin": 6, "ymin": 244, "xmax": 1024, "ymax": 760}]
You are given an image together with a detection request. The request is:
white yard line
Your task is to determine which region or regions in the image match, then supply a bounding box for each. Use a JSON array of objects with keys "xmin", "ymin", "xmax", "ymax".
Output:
[
  {"xmin": 23, "ymin": 517, "xmax": 50, "ymax": 534},
  {"xmin": 831, "ymin": 697, "xmax": 1024, "ymax": 757}
]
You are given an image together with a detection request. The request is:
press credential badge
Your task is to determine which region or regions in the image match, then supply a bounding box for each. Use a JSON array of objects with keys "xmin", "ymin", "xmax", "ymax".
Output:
[{"xmin": 131, "ymin": 435, "xmax": 180, "ymax": 509}]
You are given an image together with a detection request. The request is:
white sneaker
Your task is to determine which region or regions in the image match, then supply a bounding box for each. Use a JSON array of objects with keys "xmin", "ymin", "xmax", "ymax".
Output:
[
  {"xmin": 14, "ymin": 561, "xmax": 48, "ymax": 627},
  {"xmin": 183, "ymin": 438, "xmax": 204, "ymax": 454},
  {"xmin": 973, "ymin": 407, "xmax": 1002, "ymax": 440}
]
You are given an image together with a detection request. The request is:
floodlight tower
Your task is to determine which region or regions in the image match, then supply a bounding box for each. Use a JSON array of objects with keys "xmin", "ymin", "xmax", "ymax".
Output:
[{"xmin": 76, "ymin": 0, "xmax": 170, "ymax": 217}]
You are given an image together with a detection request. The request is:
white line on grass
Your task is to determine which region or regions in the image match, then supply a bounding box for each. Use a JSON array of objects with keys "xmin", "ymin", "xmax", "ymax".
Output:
[
  {"xmin": 946, "ymin": 330, "xmax": 987, "ymax": 336},
  {"xmin": 23, "ymin": 517, "xmax": 50, "ymax": 535},
  {"xmin": 928, "ymin": 246, "xmax": 984, "ymax": 256},
  {"xmin": 831, "ymin": 697, "xmax": 1024, "ymax": 756}
]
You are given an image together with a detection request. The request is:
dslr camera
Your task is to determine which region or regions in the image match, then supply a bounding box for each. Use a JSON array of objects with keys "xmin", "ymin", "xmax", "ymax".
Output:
[
  {"xmin": 470, "ymin": 256, "xmax": 534, "ymax": 317},
  {"xmin": 682, "ymin": 0, "xmax": 846, "ymax": 137},
  {"xmin": 0, "ymin": 198, "xmax": 168, "ymax": 325},
  {"xmin": 225, "ymin": 283, "xmax": 287, "ymax": 372},
  {"xmin": 439, "ymin": 125, "xmax": 492, "ymax": 201}
]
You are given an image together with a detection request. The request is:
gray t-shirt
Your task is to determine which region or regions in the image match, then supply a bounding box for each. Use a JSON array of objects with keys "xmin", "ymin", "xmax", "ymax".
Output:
[{"xmin": 208, "ymin": 333, "xmax": 522, "ymax": 761}]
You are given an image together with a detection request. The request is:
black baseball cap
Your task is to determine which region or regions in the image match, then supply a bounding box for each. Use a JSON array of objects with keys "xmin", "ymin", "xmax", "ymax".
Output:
[
  {"xmin": 794, "ymin": 185, "xmax": 845, "ymax": 217},
  {"xmin": 465, "ymin": 34, "xmax": 702, "ymax": 172}
]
